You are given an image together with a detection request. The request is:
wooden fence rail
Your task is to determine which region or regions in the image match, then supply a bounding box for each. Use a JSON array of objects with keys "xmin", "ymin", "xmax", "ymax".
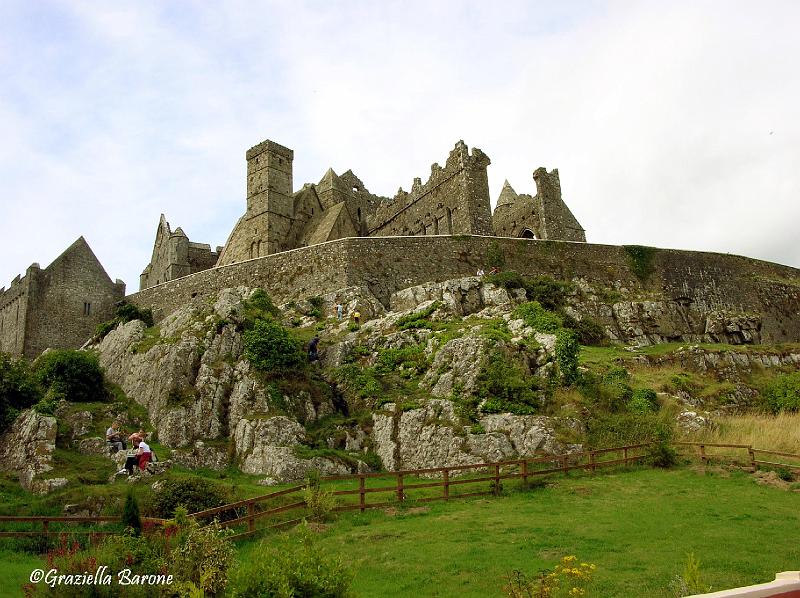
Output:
[{"xmin": 2, "ymin": 441, "xmax": 798, "ymax": 543}]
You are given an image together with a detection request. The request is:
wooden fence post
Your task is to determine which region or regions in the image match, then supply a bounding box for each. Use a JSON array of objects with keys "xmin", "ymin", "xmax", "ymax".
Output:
[
  {"xmin": 397, "ymin": 473, "xmax": 404, "ymax": 502},
  {"xmin": 589, "ymin": 451, "xmax": 596, "ymax": 474},
  {"xmin": 247, "ymin": 503, "xmax": 255, "ymax": 534},
  {"xmin": 42, "ymin": 519, "xmax": 49, "ymax": 537},
  {"xmin": 359, "ymin": 475, "xmax": 366, "ymax": 512},
  {"xmin": 561, "ymin": 454, "xmax": 568, "ymax": 475},
  {"xmin": 624, "ymin": 447, "xmax": 629, "ymax": 466},
  {"xmin": 748, "ymin": 447, "xmax": 757, "ymax": 473},
  {"xmin": 521, "ymin": 460, "xmax": 529, "ymax": 486},
  {"xmin": 699, "ymin": 444, "xmax": 707, "ymax": 466},
  {"xmin": 494, "ymin": 464, "xmax": 500, "ymax": 494},
  {"xmin": 443, "ymin": 469, "xmax": 450, "ymax": 500}
]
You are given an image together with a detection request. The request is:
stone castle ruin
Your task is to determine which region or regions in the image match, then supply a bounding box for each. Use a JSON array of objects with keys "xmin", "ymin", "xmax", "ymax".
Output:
[
  {"xmin": 140, "ymin": 139, "xmax": 586, "ymax": 289},
  {"xmin": 3, "ymin": 136, "xmax": 800, "ymax": 359}
]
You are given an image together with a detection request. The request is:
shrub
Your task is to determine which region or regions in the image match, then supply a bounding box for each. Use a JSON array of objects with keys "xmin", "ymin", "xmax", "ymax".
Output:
[
  {"xmin": 33, "ymin": 349, "xmax": 106, "ymax": 403},
  {"xmin": 762, "ymin": 372, "xmax": 800, "ymax": 413},
  {"xmin": 669, "ymin": 552, "xmax": 712, "ymax": 597},
  {"xmin": 171, "ymin": 517, "xmax": 235, "ymax": 597},
  {"xmin": 476, "ymin": 351, "xmax": 541, "ymax": 415},
  {"xmin": 303, "ymin": 469, "xmax": 336, "ymax": 521},
  {"xmin": 149, "ymin": 478, "xmax": 230, "ymax": 519},
  {"xmin": 121, "ymin": 490, "xmax": 142, "ymax": 536},
  {"xmin": 647, "ymin": 440, "xmax": 678, "ymax": 468},
  {"xmin": 562, "ymin": 313, "xmax": 607, "ymax": 346},
  {"xmin": 579, "ymin": 367, "xmax": 632, "ymax": 412},
  {"xmin": 228, "ymin": 522, "xmax": 352, "ymax": 598},
  {"xmin": 554, "ymin": 329, "xmax": 580, "ymax": 384},
  {"xmin": 628, "ymin": 388, "xmax": 660, "ymax": 414},
  {"xmin": 95, "ymin": 302, "xmax": 154, "ymax": 339},
  {"xmin": 483, "ymin": 270, "xmax": 526, "ymax": 290},
  {"xmin": 334, "ymin": 364, "xmax": 382, "ymax": 400},
  {"xmin": 243, "ymin": 318, "xmax": 305, "ymax": 372},
  {"xmin": 0, "ymin": 352, "xmax": 41, "ymax": 432},
  {"xmin": 524, "ymin": 276, "xmax": 572, "ymax": 310},
  {"xmin": 514, "ymin": 301, "xmax": 563, "ymax": 332},
  {"xmin": 503, "ymin": 555, "xmax": 596, "ymax": 598}
]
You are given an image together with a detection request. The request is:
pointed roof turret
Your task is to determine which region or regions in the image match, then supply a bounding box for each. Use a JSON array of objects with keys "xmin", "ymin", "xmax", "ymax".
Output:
[
  {"xmin": 316, "ymin": 168, "xmax": 347, "ymax": 193},
  {"xmin": 496, "ymin": 180, "xmax": 518, "ymax": 209}
]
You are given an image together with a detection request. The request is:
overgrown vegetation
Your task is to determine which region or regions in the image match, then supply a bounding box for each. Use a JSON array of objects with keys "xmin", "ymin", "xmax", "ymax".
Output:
[
  {"xmin": 33, "ymin": 349, "xmax": 107, "ymax": 403},
  {"xmin": 0, "ymin": 352, "xmax": 40, "ymax": 432},
  {"xmin": 148, "ymin": 477, "xmax": 231, "ymax": 519},
  {"xmin": 396, "ymin": 301, "xmax": 443, "ymax": 330},
  {"xmin": 95, "ymin": 302, "xmax": 154, "ymax": 339},
  {"xmin": 475, "ymin": 351, "xmax": 543, "ymax": 415},
  {"xmin": 243, "ymin": 318, "xmax": 306, "ymax": 373},
  {"xmin": 623, "ymin": 245, "xmax": 658, "ymax": 281},
  {"xmin": 761, "ymin": 371, "xmax": 800, "ymax": 413}
]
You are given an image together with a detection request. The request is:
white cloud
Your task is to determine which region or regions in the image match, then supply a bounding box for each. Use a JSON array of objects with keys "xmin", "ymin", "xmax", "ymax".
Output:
[{"xmin": 1, "ymin": 0, "xmax": 798, "ymax": 293}]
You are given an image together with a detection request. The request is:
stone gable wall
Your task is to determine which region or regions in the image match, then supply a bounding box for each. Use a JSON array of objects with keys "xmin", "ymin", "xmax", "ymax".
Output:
[{"xmin": 0, "ymin": 275, "xmax": 30, "ymax": 355}]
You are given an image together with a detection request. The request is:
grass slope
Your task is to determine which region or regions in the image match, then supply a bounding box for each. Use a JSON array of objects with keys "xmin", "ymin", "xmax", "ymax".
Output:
[{"xmin": 240, "ymin": 467, "xmax": 800, "ymax": 597}]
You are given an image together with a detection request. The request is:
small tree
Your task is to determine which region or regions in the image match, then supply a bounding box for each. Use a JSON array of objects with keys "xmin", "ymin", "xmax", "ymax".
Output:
[
  {"xmin": 121, "ymin": 490, "xmax": 142, "ymax": 536},
  {"xmin": 33, "ymin": 349, "xmax": 106, "ymax": 402},
  {"xmin": 554, "ymin": 329, "xmax": 580, "ymax": 385},
  {"xmin": 243, "ymin": 319, "xmax": 305, "ymax": 372}
]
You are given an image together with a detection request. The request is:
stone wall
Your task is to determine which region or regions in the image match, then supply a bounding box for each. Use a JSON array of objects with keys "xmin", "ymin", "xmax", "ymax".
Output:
[{"xmin": 127, "ymin": 235, "xmax": 800, "ymax": 344}]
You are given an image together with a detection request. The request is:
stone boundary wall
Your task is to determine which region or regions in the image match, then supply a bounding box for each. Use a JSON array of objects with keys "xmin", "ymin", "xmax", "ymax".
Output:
[{"xmin": 127, "ymin": 235, "xmax": 800, "ymax": 342}]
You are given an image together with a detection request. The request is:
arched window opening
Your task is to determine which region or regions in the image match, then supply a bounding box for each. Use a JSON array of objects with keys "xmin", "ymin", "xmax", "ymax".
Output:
[{"xmin": 519, "ymin": 228, "xmax": 536, "ymax": 239}]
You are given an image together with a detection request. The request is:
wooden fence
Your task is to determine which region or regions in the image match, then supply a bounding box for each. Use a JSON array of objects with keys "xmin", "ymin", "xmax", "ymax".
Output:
[{"xmin": 2, "ymin": 441, "xmax": 799, "ymax": 543}]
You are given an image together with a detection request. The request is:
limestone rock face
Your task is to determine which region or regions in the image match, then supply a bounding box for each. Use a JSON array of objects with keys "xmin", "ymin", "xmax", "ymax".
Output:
[
  {"xmin": 423, "ymin": 334, "xmax": 489, "ymax": 397},
  {"xmin": 371, "ymin": 400, "xmax": 561, "ymax": 472},
  {"xmin": 390, "ymin": 277, "xmax": 523, "ymax": 316},
  {"xmin": 233, "ymin": 416, "xmax": 350, "ymax": 481},
  {"xmin": 0, "ymin": 410, "xmax": 58, "ymax": 492},
  {"xmin": 171, "ymin": 441, "xmax": 231, "ymax": 471}
]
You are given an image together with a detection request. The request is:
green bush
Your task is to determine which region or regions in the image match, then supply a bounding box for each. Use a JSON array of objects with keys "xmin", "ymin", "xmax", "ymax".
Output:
[
  {"xmin": 0, "ymin": 352, "xmax": 41, "ymax": 432},
  {"xmin": 579, "ymin": 367, "xmax": 633, "ymax": 412},
  {"xmin": 524, "ymin": 276, "xmax": 572, "ymax": 310},
  {"xmin": 243, "ymin": 318, "xmax": 306, "ymax": 372},
  {"xmin": 561, "ymin": 313, "xmax": 607, "ymax": 346},
  {"xmin": 554, "ymin": 329, "xmax": 580, "ymax": 384},
  {"xmin": 335, "ymin": 364, "xmax": 382, "ymax": 400},
  {"xmin": 476, "ymin": 352, "xmax": 541, "ymax": 415},
  {"xmin": 303, "ymin": 470, "xmax": 336, "ymax": 521},
  {"xmin": 95, "ymin": 302, "xmax": 154, "ymax": 339},
  {"xmin": 647, "ymin": 440, "xmax": 678, "ymax": 468},
  {"xmin": 513, "ymin": 301, "xmax": 563, "ymax": 332},
  {"xmin": 242, "ymin": 288, "xmax": 281, "ymax": 327},
  {"xmin": 628, "ymin": 388, "xmax": 660, "ymax": 414},
  {"xmin": 762, "ymin": 372, "xmax": 800, "ymax": 413},
  {"xmin": 33, "ymin": 349, "xmax": 106, "ymax": 403},
  {"xmin": 228, "ymin": 522, "xmax": 352, "ymax": 597},
  {"xmin": 483, "ymin": 270, "xmax": 526, "ymax": 290},
  {"xmin": 149, "ymin": 477, "xmax": 230, "ymax": 519},
  {"xmin": 171, "ymin": 517, "xmax": 235, "ymax": 597}
]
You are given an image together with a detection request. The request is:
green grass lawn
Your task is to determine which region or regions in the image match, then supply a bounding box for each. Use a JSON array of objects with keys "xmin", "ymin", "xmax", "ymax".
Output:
[
  {"xmin": 0, "ymin": 549, "xmax": 44, "ymax": 595},
  {"xmin": 238, "ymin": 466, "xmax": 800, "ymax": 597}
]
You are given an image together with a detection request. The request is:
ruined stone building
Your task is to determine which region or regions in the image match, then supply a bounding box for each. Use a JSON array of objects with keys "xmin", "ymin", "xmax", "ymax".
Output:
[
  {"xmin": 139, "ymin": 215, "xmax": 221, "ymax": 290},
  {"xmin": 140, "ymin": 138, "xmax": 586, "ymax": 289},
  {"xmin": 0, "ymin": 237, "xmax": 126, "ymax": 359}
]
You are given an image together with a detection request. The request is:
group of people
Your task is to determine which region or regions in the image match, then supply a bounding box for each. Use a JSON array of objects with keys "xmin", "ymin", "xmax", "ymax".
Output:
[
  {"xmin": 333, "ymin": 301, "xmax": 360, "ymax": 324},
  {"xmin": 106, "ymin": 422, "xmax": 153, "ymax": 476}
]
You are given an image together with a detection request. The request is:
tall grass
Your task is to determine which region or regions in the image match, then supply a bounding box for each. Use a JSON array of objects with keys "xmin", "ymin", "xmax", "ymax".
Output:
[{"xmin": 690, "ymin": 413, "xmax": 800, "ymax": 454}]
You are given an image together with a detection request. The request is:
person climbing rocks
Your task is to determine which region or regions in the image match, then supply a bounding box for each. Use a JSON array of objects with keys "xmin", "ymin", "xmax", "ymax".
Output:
[
  {"xmin": 335, "ymin": 301, "xmax": 344, "ymax": 321},
  {"xmin": 353, "ymin": 310, "xmax": 361, "ymax": 325},
  {"xmin": 308, "ymin": 335, "xmax": 320, "ymax": 363}
]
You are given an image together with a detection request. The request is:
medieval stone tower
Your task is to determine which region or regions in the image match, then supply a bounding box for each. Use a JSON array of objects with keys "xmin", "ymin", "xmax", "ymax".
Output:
[{"xmin": 217, "ymin": 140, "xmax": 294, "ymax": 265}]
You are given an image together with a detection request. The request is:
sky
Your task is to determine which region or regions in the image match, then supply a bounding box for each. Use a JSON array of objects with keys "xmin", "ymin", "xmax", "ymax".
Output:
[{"xmin": 1, "ymin": 0, "xmax": 799, "ymax": 292}]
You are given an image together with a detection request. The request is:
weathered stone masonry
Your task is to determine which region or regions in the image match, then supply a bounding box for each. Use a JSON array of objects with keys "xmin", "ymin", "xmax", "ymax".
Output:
[
  {"xmin": 127, "ymin": 235, "xmax": 800, "ymax": 344},
  {"xmin": 0, "ymin": 238, "xmax": 126, "ymax": 359}
]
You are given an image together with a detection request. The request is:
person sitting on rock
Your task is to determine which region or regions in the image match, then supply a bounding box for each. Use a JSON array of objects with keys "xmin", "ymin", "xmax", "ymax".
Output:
[
  {"xmin": 136, "ymin": 437, "xmax": 152, "ymax": 473},
  {"xmin": 120, "ymin": 436, "xmax": 141, "ymax": 476},
  {"xmin": 106, "ymin": 421, "xmax": 126, "ymax": 453}
]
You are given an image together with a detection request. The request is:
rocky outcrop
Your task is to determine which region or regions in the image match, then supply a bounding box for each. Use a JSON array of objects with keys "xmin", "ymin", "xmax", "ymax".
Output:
[
  {"xmin": 233, "ymin": 415, "xmax": 353, "ymax": 481},
  {"xmin": 0, "ymin": 409, "xmax": 62, "ymax": 493},
  {"xmin": 423, "ymin": 333, "xmax": 489, "ymax": 397},
  {"xmin": 372, "ymin": 400, "xmax": 561, "ymax": 472}
]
